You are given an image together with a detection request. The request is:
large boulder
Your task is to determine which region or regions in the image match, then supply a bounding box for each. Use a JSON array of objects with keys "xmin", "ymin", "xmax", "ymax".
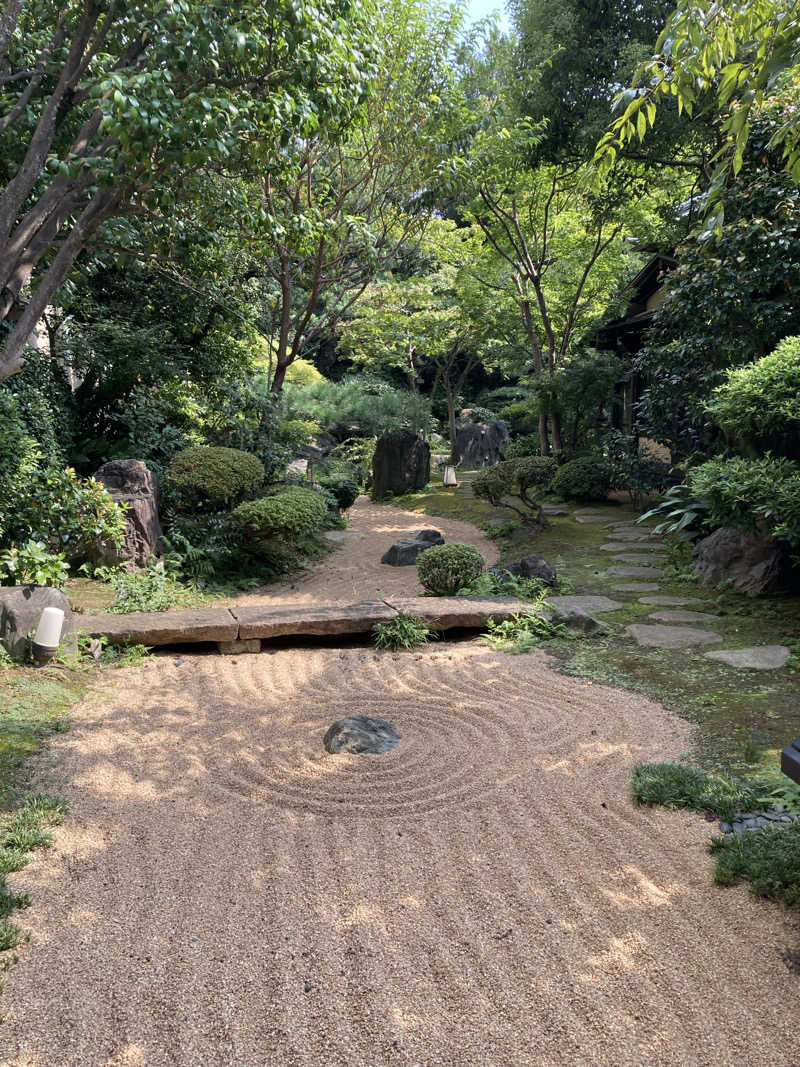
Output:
[
  {"xmin": 693, "ymin": 526, "xmax": 792, "ymax": 596},
  {"xmin": 0, "ymin": 585, "xmax": 77, "ymax": 660},
  {"xmin": 380, "ymin": 529, "xmax": 444, "ymax": 566},
  {"xmin": 371, "ymin": 431, "xmax": 430, "ymax": 500},
  {"xmin": 453, "ymin": 418, "xmax": 509, "ymax": 467},
  {"xmin": 504, "ymin": 554, "xmax": 557, "ymax": 585},
  {"xmin": 92, "ymin": 459, "xmax": 162, "ymax": 567}
]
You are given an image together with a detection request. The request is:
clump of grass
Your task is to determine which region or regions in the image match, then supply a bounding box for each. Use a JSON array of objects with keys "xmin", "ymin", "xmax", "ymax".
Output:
[
  {"xmin": 710, "ymin": 822, "xmax": 800, "ymax": 908},
  {"xmin": 373, "ymin": 613, "xmax": 433, "ymax": 652},
  {"xmin": 0, "ymin": 795, "xmax": 67, "ymax": 957},
  {"xmin": 631, "ymin": 762, "xmax": 758, "ymax": 821},
  {"xmin": 482, "ymin": 609, "xmax": 568, "ymax": 654}
]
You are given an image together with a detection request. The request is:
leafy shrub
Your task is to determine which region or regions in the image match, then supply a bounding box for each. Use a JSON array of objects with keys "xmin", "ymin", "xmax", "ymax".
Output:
[
  {"xmin": 168, "ymin": 446, "xmax": 264, "ymax": 507},
  {"xmin": 457, "ymin": 568, "xmax": 551, "ymax": 600},
  {"xmin": 706, "ymin": 334, "xmax": 800, "ymax": 453},
  {"xmin": 0, "ymin": 541, "xmax": 69, "ymax": 588},
  {"xmin": 503, "ymin": 435, "xmax": 540, "ymax": 460},
  {"xmin": 481, "ymin": 609, "xmax": 566, "ymax": 653},
  {"xmin": 9, "ymin": 466, "xmax": 126, "ymax": 561},
  {"xmin": 639, "ymin": 482, "xmax": 714, "ymax": 539},
  {"xmin": 416, "ymin": 543, "xmax": 485, "ymax": 596},
  {"xmin": 603, "ymin": 431, "xmax": 672, "ymax": 507},
  {"xmin": 319, "ymin": 476, "xmax": 359, "ymax": 512},
  {"xmin": 710, "ymin": 822, "xmax": 800, "ymax": 909},
  {"xmin": 232, "ymin": 487, "xmax": 328, "ymax": 544},
  {"xmin": 0, "ymin": 394, "xmax": 40, "ymax": 544},
  {"xmin": 552, "ymin": 456, "xmax": 612, "ymax": 502},
  {"xmin": 100, "ymin": 563, "xmax": 200, "ymax": 614},
  {"xmin": 688, "ymin": 455, "xmax": 800, "ymax": 546},
  {"xmin": 472, "ymin": 457, "xmax": 557, "ymax": 523},
  {"xmin": 327, "ymin": 437, "xmax": 377, "ymax": 486},
  {"xmin": 631, "ymin": 762, "xmax": 757, "ymax": 822},
  {"xmin": 373, "ymin": 613, "xmax": 432, "ymax": 651}
]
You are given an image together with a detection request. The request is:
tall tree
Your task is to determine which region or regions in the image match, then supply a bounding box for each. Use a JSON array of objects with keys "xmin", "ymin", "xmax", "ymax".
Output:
[{"xmin": 0, "ymin": 0, "xmax": 374, "ymax": 382}]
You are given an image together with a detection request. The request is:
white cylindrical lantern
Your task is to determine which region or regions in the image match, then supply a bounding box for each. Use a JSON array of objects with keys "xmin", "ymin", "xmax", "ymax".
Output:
[
  {"xmin": 443, "ymin": 465, "xmax": 458, "ymax": 487},
  {"xmin": 33, "ymin": 606, "xmax": 64, "ymax": 664}
]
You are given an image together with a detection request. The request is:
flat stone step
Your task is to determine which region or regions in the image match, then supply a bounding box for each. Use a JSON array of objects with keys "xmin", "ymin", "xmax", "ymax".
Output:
[
  {"xmin": 606, "ymin": 565, "xmax": 665, "ymax": 579},
  {"xmin": 605, "ymin": 531, "xmax": 654, "ymax": 541},
  {"xmin": 386, "ymin": 596, "xmax": 530, "ymax": 631},
  {"xmin": 76, "ymin": 607, "xmax": 239, "ymax": 646},
  {"xmin": 627, "ymin": 624, "xmax": 722, "ymax": 649},
  {"xmin": 647, "ymin": 610, "xmax": 719, "ymax": 623},
  {"xmin": 545, "ymin": 595, "xmax": 623, "ymax": 613},
  {"xmin": 600, "ymin": 542, "xmax": 666, "ymax": 553},
  {"xmin": 541, "ymin": 505, "xmax": 569, "ymax": 516},
  {"xmin": 639, "ymin": 595, "xmax": 704, "ymax": 606},
  {"xmin": 612, "ymin": 553, "xmax": 669, "ymax": 565},
  {"xmin": 611, "ymin": 582, "xmax": 661, "ymax": 592},
  {"xmin": 704, "ymin": 645, "xmax": 791, "ymax": 670},
  {"xmin": 574, "ymin": 515, "xmax": 609, "ymax": 523},
  {"xmin": 76, "ymin": 597, "xmax": 534, "ymax": 648}
]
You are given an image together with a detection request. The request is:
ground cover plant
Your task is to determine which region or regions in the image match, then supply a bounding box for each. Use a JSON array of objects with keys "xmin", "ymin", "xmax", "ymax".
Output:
[
  {"xmin": 482, "ymin": 609, "xmax": 568, "ymax": 653},
  {"xmin": 373, "ymin": 614, "xmax": 433, "ymax": 651}
]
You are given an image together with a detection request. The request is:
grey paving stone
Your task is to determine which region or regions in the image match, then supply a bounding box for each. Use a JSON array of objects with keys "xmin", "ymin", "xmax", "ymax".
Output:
[
  {"xmin": 613, "ymin": 553, "xmax": 669, "ymax": 565},
  {"xmin": 611, "ymin": 582, "xmax": 662, "ymax": 592},
  {"xmin": 639, "ymin": 596, "xmax": 704, "ymax": 606},
  {"xmin": 647, "ymin": 610, "xmax": 719, "ymax": 623},
  {"xmin": 574, "ymin": 515, "xmax": 609, "ymax": 523},
  {"xmin": 626, "ymin": 624, "xmax": 722, "ymax": 649},
  {"xmin": 541, "ymin": 505, "xmax": 569, "ymax": 516},
  {"xmin": 546, "ymin": 595, "xmax": 623, "ymax": 613},
  {"xmin": 599, "ymin": 542, "xmax": 666, "ymax": 553},
  {"xmin": 606, "ymin": 565, "xmax": 665, "ymax": 578},
  {"xmin": 606, "ymin": 531, "xmax": 653, "ymax": 541},
  {"xmin": 703, "ymin": 645, "xmax": 791, "ymax": 670}
]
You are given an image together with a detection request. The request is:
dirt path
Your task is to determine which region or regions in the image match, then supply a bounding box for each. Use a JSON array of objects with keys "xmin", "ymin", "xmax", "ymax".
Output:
[
  {"xmin": 232, "ymin": 496, "xmax": 498, "ymax": 606},
  {"xmin": 3, "ymin": 645, "xmax": 800, "ymax": 1066}
]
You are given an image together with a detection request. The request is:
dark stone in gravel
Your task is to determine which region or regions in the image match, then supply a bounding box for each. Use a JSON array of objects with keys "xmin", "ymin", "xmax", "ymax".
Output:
[
  {"xmin": 323, "ymin": 714, "xmax": 401, "ymax": 755},
  {"xmin": 719, "ymin": 822, "xmax": 732, "ymax": 834}
]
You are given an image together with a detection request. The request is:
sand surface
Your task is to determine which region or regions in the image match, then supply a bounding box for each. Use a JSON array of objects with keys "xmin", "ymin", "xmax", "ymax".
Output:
[
  {"xmin": 3, "ymin": 643, "xmax": 800, "ymax": 1066},
  {"xmin": 233, "ymin": 497, "xmax": 498, "ymax": 606}
]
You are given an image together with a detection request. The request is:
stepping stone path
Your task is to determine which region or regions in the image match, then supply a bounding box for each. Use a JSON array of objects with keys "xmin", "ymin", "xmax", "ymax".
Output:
[
  {"xmin": 639, "ymin": 596, "xmax": 704, "ymax": 606},
  {"xmin": 719, "ymin": 810, "xmax": 800, "ymax": 834},
  {"xmin": 547, "ymin": 595, "xmax": 623, "ymax": 614},
  {"xmin": 574, "ymin": 515, "xmax": 609, "ymax": 523},
  {"xmin": 626, "ymin": 624, "xmax": 723, "ymax": 649},
  {"xmin": 612, "ymin": 582, "xmax": 661, "ymax": 592},
  {"xmin": 647, "ymin": 610, "xmax": 719, "ymax": 624},
  {"xmin": 606, "ymin": 565, "xmax": 665, "ymax": 579},
  {"xmin": 600, "ymin": 542, "xmax": 666, "ymax": 553},
  {"xmin": 541, "ymin": 505, "xmax": 569, "ymax": 516},
  {"xmin": 612, "ymin": 553, "xmax": 668, "ymax": 565},
  {"xmin": 606, "ymin": 531, "xmax": 653, "ymax": 541},
  {"xmin": 704, "ymin": 645, "xmax": 791, "ymax": 670}
]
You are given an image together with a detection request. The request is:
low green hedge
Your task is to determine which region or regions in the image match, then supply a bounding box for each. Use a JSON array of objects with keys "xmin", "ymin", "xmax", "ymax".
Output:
[
  {"xmin": 231, "ymin": 486, "xmax": 327, "ymax": 543},
  {"xmin": 552, "ymin": 456, "xmax": 611, "ymax": 502},
  {"xmin": 416, "ymin": 542, "xmax": 485, "ymax": 596},
  {"xmin": 168, "ymin": 446, "xmax": 264, "ymax": 505}
]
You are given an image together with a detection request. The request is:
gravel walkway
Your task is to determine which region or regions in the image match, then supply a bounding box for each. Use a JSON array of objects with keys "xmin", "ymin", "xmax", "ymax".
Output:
[
  {"xmin": 233, "ymin": 497, "xmax": 497, "ymax": 607},
  {"xmin": 3, "ymin": 648, "xmax": 800, "ymax": 1066}
]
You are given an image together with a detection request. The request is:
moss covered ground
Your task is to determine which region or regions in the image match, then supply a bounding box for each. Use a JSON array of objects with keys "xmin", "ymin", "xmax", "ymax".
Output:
[{"xmin": 391, "ymin": 472, "xmax": 800, "ymax": 776}]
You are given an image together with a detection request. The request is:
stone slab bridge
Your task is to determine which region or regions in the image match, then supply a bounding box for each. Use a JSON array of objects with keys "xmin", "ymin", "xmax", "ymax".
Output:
[{"xmin": 76, "ymin": 596, "xmax": 533, "ymax": 654}]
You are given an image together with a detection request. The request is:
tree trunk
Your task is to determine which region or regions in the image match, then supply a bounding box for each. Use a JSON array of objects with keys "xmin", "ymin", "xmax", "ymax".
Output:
[
  {"xmin": 551, "ymin": 410, "xmax": 564, "ymax": 460},
  {"xmin": 445, "ymin": 377, "xmax": 458, "ymax": 463},
  {"xmin": 271, "ymin": 359, "xmax": 290, "ymax": 393}
]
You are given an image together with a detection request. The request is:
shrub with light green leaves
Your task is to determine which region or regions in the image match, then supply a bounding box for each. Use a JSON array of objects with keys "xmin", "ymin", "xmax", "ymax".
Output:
[
  {"xmin": 232, "ymin": 487, "xmax": 328, "ymax": 544},
  {"xmin": 416, "ymin": 543, "xmax": 485, "ymax": 596},
  {"xmin": 168, "ymin": 446, "xmax": 264, "ymax": 506},
  {"xmin": 688, "ymin": 455, "xmax": 800, "ymax": 546},
  {"xmin": 706, "ymin": 335, "xmax": 800, "ymax": 449}
]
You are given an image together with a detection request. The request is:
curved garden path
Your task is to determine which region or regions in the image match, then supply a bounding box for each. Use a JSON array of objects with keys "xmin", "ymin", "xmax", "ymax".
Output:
[
  {"xmin": 3, "ymin": 501, "xmax": 800, "ymax": 1066},
  {"xmin": 232, "ymin": 496, "xmax": 498, "ymax": 606}
]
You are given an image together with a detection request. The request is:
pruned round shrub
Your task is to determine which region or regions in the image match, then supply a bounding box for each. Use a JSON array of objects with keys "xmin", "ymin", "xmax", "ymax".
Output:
[
  {"xmin": 416, "ymin": 543, "xmax": 485, "ymax": 596},
  {"xmin": 319, "ymin": 475, "xmax": 359, "ymax": 512},
  {"xmin": 552, "ymin": 456, "xmax": 611, "ymax": 502},
  {"xmin": 168, "ymin": 446, "xmax": 264, "ymax": 505},
  {"xmin": 231, "ymin": 486, "xmax": 327, "ymax": 543}
]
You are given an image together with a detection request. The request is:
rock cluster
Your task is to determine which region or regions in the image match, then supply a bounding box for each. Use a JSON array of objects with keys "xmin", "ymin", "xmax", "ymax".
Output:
[
  {"xmin": 380, "ymin": 529, "xmax": 444, "ymax": 566},
  {"xmin": 719, "ymin": 811, "xmax": 800, "ymax": 834}
]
